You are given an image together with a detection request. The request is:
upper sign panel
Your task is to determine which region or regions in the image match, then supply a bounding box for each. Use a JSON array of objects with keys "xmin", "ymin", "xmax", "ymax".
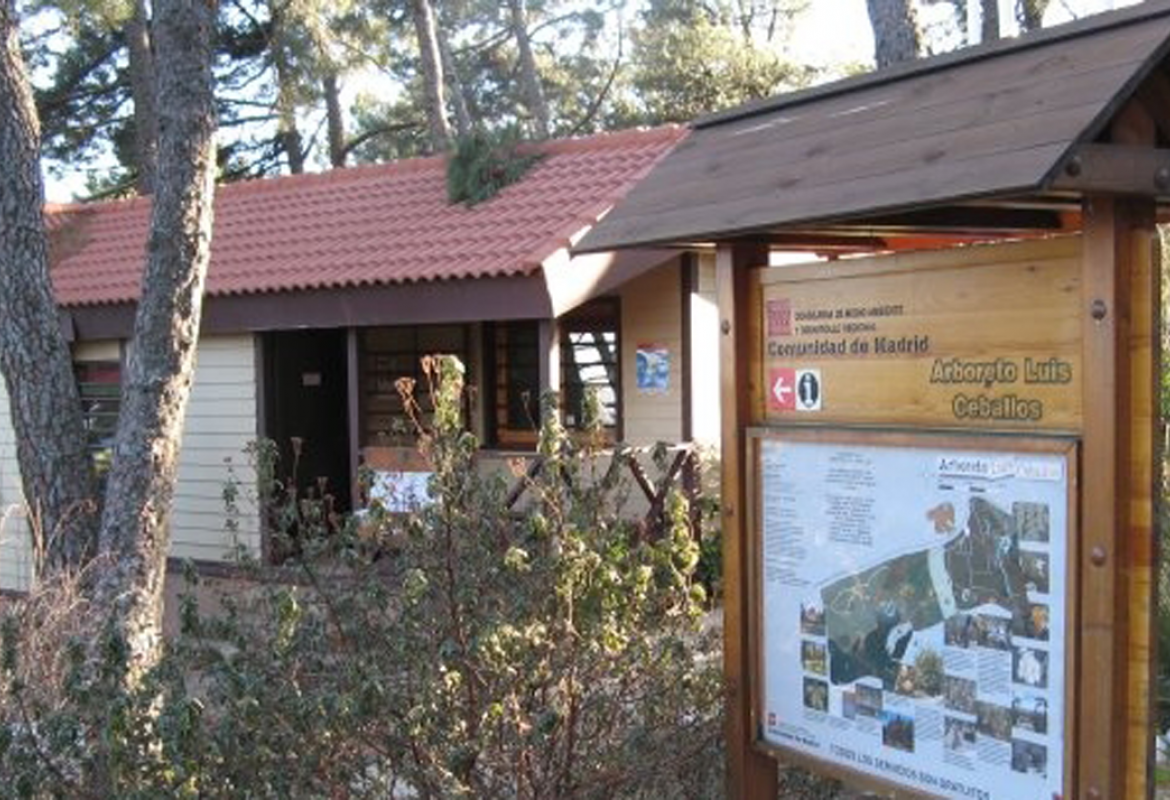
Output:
[{"xmin": 756, "ymin": 238, "xmax": 1082, "ymax": 431}]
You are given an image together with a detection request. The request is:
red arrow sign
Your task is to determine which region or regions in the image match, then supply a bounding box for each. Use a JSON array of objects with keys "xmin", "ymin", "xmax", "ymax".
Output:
[{"xmin": 769, "ymin": 368, "xmax": 796, "ymax": 411}]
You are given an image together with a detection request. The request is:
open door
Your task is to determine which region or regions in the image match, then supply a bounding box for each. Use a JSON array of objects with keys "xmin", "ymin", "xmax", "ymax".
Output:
[{"xmin": 263, "ymin": 328, "xmax": 352, "ymax": 522}]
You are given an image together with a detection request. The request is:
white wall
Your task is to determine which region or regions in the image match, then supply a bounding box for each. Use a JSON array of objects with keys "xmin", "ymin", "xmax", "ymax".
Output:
[
  {"xmin": 0, "ymin": 334, "xmax": 262, "ymax": 591},
  {"xmin": 0, "ymin": 339, "xmax": 127, "ymax": 591},
  {"xmin": 170, "ymin": 334, "xmax": 261, "ymax": 561},
  {"xmin": 0, "ymin": 380, "xmax": 31, "ymax": 592}
]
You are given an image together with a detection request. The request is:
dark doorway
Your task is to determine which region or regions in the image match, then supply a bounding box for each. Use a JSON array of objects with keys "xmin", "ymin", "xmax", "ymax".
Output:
[{"xmin": 264, "ymin": 329, "xmax": 352, "ymax": 519}]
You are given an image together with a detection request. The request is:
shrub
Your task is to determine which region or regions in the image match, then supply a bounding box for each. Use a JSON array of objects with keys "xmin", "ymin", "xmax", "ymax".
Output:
[{"xmin": 0, "ymin": 355, "xmax": 724, "ymax": 798}]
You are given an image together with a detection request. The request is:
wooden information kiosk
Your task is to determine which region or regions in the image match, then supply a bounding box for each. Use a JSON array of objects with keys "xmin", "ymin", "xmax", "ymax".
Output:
[
  {"xmin": 743, "ymin": 239, "xmax": 1090, "ymax": 800},
  {"xmin": 577, "ymin": 4, "xmax": 1170, "ymax": 797},
  {"xmin": 711, "ymin": 201, "xmax": 1161, "ymax": 800}
]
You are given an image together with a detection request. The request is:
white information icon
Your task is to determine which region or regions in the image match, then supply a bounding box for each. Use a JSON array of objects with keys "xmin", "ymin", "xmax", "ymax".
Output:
[{"xmin": 795, "ymin": 369, "xmax": 822, "ymax": 411}]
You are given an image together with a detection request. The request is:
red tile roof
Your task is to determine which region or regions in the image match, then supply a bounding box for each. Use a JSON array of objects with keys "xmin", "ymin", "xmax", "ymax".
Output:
[{"xmin": 46, "ymin": 126, "xmax": 687, "ymax": 307}]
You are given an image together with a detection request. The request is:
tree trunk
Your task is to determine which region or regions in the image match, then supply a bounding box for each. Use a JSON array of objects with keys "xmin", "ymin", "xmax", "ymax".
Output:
[
  {"xmin": 411, "ymin": 0, "xmax": 451, "ymax": 152},
  {"xmin": 94, "ymin": 0, "xmax": 218, "ymax": 677},
  {"xmin": 270, "ymin": 5, "xmax": 304, "ymax": 174},
  {"xmin": 865, "ymin": 0, "xmax": 921, "ymax": 69},
  {"xmin": 0, "ymin": 0, "xmax": 97, "ymax": 572},
  {"xmin": 323, "ymin": 70, "xmax": 346, "ymax": 168},
  {"xmin": 438, "ymin": 29, "xmax": 471, "ymax": 139},
  {"xmin": 980, "ymin": 0, "xmax": 1000, "ymax": 43},
  {"xmin": 125, "ymin": 0, "xmax": 158, "ymax": 195},
  {"xmin": 1017, "ymin": 0, "xmax": 1047, "ymax": 32},
  {"xmin": 508, "ymin": 0, "xmax": 550, "ymax": 139},
  {"xmin": 735, "ymin": 0, "xmax": 753, "ymax": 42}
]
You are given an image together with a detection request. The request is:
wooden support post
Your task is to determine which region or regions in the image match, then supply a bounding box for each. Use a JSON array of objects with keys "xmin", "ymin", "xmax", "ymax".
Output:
[
  {"xmin": 537, "ymin": 317, "xmax": 560, "ymax": 396},
  {"xmin": 346, "ymin": 327, "xmax": 361, "ymax": 510},
  {"xmin": 1128, "ymin": 229, "xmax": 1163, "ymax": 800},
  {"xmin": 681, "ymin": 251, "xmax": 696, "ymax": 443},
  {"xmin": 717, "ymin": 241, "xmax": 775, "ymax": 799},
  {"xmin": 254, "ymin": 334, "xmax": 271, "ymax": 565},
  {"xmin": 1079, "ymin": 194, "xmax": 1158, "ymax": 800}
]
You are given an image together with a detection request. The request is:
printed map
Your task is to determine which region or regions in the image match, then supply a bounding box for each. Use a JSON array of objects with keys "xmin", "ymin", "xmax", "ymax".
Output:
[{"xmin": 824, "ymin": 497, "xmax": 1030, "ymax": 688}]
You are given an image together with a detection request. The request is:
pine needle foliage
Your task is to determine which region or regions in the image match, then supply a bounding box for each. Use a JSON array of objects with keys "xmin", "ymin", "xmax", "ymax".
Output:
[{"xmin": 446, "ymin": 129, "xmax": 544, "ymax": 207}]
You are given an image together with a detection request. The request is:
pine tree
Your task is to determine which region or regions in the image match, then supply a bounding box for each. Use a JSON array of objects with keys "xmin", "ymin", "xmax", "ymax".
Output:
[{"xmin": 866, "ymin": 0, "xmax": 922, "ymax": 68}]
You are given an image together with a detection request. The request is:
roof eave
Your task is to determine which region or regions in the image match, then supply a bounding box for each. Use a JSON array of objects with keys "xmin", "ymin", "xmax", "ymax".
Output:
[{"xmin": 574, "ymin": 180, "xmax": 1060, "ymax": 254}]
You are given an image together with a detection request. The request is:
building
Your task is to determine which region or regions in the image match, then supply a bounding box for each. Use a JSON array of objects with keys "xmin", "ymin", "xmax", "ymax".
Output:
[{"xmin": 0, "ymin": 125, "xmax": 724, "ymax": 591}]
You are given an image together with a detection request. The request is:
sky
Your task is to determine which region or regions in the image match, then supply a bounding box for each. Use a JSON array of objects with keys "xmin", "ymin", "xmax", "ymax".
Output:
[
  {"xmin": 789, "ymin": 0, "xmax": 1137, "ymax": 69},
  {"xmin": 41, "ymin": 0, "xmax": 1143, "ymax": 202}
]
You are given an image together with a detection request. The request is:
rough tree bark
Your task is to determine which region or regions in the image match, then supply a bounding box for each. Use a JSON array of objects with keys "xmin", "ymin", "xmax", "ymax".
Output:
[
  {"xmin": 411, "ymin": 0, "xmax": 452, "ymax": 152},
  {"xmin": 508, "ymin": 0, "xmax": 550, "ymax": 139},
  {"xmin": 93, "ymin": 0, "xmax": 218, "ymax": 676},
  {"xmin": 0, "ymin": 0, "xmax": 98, "ymax": 571},
  {"xmin": 125, "ymin": 0, "xmax": 159, "ymax": 195},
  {"xmin": 981, "ymin": 0, "xmax": 1000, "ymax": 43},
  {"xmin": 865, "ymin": 0, "xmax": 921, "ymax": 69},
  {"xmin": 437, "ymin": 29, "xmax": 471, "ymax": 139},
  {"xmin": 323, "ymin": 70, "xmax": 346, "ymax": 168}
]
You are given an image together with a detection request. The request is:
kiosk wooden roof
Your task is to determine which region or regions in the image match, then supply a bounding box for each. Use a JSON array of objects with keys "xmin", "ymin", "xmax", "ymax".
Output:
[
  {"xmin": 578, "ymin": 0, "xmax": 1170, "ymax": 255},
  {"xmin": 576, "ymin": 5, "xmax": 1170, "ymax": 800}
]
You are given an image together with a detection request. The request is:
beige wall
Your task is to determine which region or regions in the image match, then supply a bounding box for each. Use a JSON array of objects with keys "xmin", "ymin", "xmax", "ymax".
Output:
[
  {"xmin": 72, "ymin": 339, "xmax": 120, "ymax": 362},
  {"xmin": 618, "ymin": 260, "xmax": 684, "ymax": 446},
  {"xmin": 0, "ymin": 334, "xmax": 261, "ymax": 591},
  {"xmin": 615, "ymin": 255, "xmax": 720, "ymax": 449},
  {"xmin": 0, "ymin": 338, "xmax": 128, "ymax": 591},
  {"xmin": 170, "ymin": 334, "xmax": 261, "ymax": 561},
  {"xmin": 691, "ymin": 253, "xmax": 720, "ymax": 448}
]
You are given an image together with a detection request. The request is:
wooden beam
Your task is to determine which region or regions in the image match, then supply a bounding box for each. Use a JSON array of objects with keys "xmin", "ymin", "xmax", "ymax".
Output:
[
  {"xmin": 1051, "ymin": 143, "xmax": 1170, "ymax": 195},
  {"xmin": 747, "ymin": 233, "xmax": 888, "ymax": 251},
  {"xmin": 716, "ymin": 240, "xmax": 776, "ymax": 799},
  {"xmin": 346, "ymin": 327, "xmax": 361, "ymax": 511},
  {"xmin": 1110, "ymin": 105, "xmax": 1161, "ymax": 800},
  {"xmin": 1124, "ymin": 209, "xmax": 1160, "ymax": 800},
  {"xmin": 843, "ymin": 205, "xmax": 1065, "ymax": 233},
  {"xmin": 680, "ymin": 251, "xmax": 695, "ymax": 443},
  {"xmin": 1078, "ymin": 194, "xmax": 1157, "ymax": 800},
  {"xmin": 254, "ymin": 334, "xmax": 271, "ymax": 566}
]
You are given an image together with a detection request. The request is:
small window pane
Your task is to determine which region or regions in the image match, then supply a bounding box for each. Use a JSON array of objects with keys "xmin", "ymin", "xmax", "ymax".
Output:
[
  {"xmin": 360, "ymin": 325, "xmax": 469, "ymax": 446},
  {"xmin": 75, "ymin": 360, "xmax": 121, "ymax": 476},
  {"xmin": 561, "ymin": 300, "xmax": 619, "ymax": 431}
]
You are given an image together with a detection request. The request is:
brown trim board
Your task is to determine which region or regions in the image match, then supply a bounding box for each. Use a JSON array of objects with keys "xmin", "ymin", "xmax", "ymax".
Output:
[
  {"xmin": 66, "ymin": 274, "xmax": 558, "ymax": 340},
  {"xmin": 63, "ymin": 248, "xmax": 681, "ymax": 341}
]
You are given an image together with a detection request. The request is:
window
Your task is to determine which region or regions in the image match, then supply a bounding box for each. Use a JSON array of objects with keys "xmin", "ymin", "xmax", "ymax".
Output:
[
  {"xmin": 488, "ymin": 321, "xmax": 541, "ymax": 448},
  {"xmin": 74, "ymin": 361, "xmax": 121, "ymax": 476},
  {"xmin": 501, "ymin": 322, "xmax": 541, "ymax": 429},
  {"xmin": 561, "ymin": 299, "xmax": 620, "ymax": 435},
  {"xmin": 488, "ymin": 302, "xmax": 622, "ymax": 449},
  {"xmin": 360, "ymin": 325, "xmax": 469, "ymax": 445}
]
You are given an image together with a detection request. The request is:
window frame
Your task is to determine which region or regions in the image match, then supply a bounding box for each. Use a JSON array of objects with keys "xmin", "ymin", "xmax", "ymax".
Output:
[
  {"xmin": 73, "ymin": 359, "xmax": 122, "ymax": 477},
  {"xmin": 357, "ymin": 324, "xmax": 472, "ymax": 447},
  {"xmin": 559, "ymin": 298, "xmax": 622, "ymax": 441}
]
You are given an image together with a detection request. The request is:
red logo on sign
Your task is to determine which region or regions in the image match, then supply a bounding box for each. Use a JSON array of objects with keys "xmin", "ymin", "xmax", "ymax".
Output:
[
  {"xmin": 769, "ymin": 368, "xmax": 796, "ymax": 411},
  {"xmin": 766, "ymin": 299, "xmax": 792, "ymax": 337}
]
